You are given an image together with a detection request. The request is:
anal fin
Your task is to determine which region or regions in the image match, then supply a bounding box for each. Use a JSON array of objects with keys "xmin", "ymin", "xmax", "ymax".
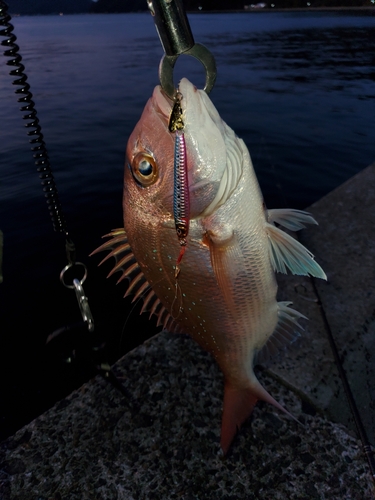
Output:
[{"xmin": 255, "ymin": 301, "xmax": 307, "ymax": 365}]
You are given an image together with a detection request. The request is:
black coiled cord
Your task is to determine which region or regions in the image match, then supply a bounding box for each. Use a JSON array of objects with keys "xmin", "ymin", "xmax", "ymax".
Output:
[{"xmin": 0, "ymin": 1, "xmax": 68, "ymax": 235}]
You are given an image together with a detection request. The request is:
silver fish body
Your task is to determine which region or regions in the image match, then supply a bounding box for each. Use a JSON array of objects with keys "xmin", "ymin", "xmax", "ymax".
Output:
[{"xmin": 94, "ymin": 78, "xmax": 326, "ymax": 454}]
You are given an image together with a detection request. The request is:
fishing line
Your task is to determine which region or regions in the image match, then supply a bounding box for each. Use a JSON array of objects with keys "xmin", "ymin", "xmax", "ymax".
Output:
[{"xmin": 171, "ymin": 277, "xmax": 183, "ymax": 320}]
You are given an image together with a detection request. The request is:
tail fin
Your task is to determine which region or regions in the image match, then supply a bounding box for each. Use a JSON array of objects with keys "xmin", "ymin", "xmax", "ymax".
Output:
[
  {"xmin": 221, "ymin": 378, "xmax": 299, "ymax": 455},
  {"xmin": 221, "ymin": 383, "xmax": 258, "ymax": 455}
]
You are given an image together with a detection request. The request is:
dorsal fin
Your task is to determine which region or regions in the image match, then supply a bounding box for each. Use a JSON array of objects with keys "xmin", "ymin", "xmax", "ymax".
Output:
[{"xmin": 91, "ymin": 229, "xmax": 182, "ymax": 333}]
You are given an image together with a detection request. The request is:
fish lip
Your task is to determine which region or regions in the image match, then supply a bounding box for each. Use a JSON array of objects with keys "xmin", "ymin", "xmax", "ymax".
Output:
[{"xmin": 153, "ymin": 85, "xmax": 174, "ymax": 120}]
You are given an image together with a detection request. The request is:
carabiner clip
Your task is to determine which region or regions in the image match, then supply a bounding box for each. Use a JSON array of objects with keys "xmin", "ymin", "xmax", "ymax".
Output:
[
  {"xmin": 60, "ymin": 262, "xmax": 95, "ymax": 332},
  {"xmin": 73, "ymin": 278, "xmax": 94, "ymax": 332},
  {"xmin": 148, "ymin": 0, "xmax": 217, "ymax": 99}
]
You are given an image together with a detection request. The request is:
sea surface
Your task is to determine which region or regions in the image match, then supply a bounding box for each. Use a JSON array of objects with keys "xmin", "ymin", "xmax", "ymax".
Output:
[{"xmin": 0, "ymin": 11, "xmax": 374, "ymax": 440}]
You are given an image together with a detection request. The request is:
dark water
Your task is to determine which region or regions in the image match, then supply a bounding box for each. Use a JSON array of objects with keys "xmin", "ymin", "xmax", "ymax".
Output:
[{"xmin": 0, "ymin": 11, "xmax": 374, "ymax": 440}]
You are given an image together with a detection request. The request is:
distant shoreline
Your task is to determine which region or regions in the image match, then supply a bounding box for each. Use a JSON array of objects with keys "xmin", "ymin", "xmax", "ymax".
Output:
[
  {"xmin": 8, "ymin": 6, "xmax": 375, "ymax": 16},
  {"xmin": 189, "ymin": 7, "xmax": 375, "ymax": 13}
]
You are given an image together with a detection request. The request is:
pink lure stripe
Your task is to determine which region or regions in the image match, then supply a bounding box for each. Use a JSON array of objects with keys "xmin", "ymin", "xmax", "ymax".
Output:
[{"xmin": 173, "ymin": 130, "xmax": 190, "ymax": 268}]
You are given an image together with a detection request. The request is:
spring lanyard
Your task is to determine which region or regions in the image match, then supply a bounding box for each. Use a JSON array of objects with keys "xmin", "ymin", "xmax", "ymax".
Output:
[{"xmin": 0, "ymin": 1, "xmax": 94, "ymax": 332}]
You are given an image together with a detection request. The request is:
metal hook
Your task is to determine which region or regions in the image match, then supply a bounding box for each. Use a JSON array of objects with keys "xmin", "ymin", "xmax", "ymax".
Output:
[
  {"xmin": 148, "ymin": 0, "xmax": 217, "ymax": 99},
  {"xmin": 159, "ymin": 44, "xmax": 217, "ymax": 99}
]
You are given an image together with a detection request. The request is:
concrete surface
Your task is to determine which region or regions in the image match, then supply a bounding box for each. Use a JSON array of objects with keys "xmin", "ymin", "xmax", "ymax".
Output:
[
  {"xmin": 0, "ymin": 333, "xmax": 373, "ymax": 499},
  {"xmin": 271, "ymin": 162, "xmax": 375, "ymax": 447},
  {"xmin": 1, "ymin": 164, "xmax": 375, "ymax": 499}
]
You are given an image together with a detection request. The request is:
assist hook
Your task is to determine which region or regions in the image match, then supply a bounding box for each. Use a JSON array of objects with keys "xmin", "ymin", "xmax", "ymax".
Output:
[{"xmin": 147, "ymin": 0, "xmax": 217, "ymax": 99}]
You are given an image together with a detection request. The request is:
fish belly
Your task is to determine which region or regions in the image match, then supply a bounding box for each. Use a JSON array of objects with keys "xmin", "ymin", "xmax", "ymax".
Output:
[
  {"xmin": 139, "ymin": 137, "xmax": 279, "ymax": 388},
  {"xmin": 197, "ymin": 139, "xmax": 278, "ymax": 386}
]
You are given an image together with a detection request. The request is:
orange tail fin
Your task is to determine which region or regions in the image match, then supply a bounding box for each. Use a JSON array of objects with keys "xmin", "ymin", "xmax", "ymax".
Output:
[
  {"xmin": 220, "ymin": 383, "xmax": 258, "ymax": 455},
  {"xmin": 220, "ymin": 378, "xmax": 298, "ymax": 455}
]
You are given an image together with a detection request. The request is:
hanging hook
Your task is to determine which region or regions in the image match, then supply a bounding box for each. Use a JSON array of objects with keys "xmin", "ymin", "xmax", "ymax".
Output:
[{"xmin": 148, "ymin": 0, "xmax": 217, "ymax": 99}]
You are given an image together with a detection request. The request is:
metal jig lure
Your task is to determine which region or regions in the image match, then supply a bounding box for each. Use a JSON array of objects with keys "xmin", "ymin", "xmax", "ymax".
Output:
[{"xmin": 169, "ymin": 92, "xmax": 189, "ymax": 278}]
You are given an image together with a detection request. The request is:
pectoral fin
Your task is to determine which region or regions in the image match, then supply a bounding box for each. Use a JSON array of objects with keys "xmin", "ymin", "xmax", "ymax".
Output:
[
  {"xmin": 204, "ymin": 227, "xmax": 241, "ymax": 312},
  {"xmin": 268, "ymin": 208, "xmax": 318, "ymax": 231},
  {"xmin": 266, "ymin": 222, "xmax": 326, "ymax": 279}
]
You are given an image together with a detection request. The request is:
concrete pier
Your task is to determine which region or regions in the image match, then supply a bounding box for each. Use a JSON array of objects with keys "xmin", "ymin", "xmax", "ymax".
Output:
[
  {"xmin": 272, "ymin": 162, "xmax": 375, "ymax": 446},
  {"xmin": 0, "ymin": 164, "xmax": 374, "ymax": 499}
]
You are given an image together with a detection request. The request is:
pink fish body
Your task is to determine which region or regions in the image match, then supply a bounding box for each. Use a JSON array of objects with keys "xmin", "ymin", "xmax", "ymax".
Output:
[{"xmin": 94, "ymin": 78, "xmax": 326, "ymax": 454}]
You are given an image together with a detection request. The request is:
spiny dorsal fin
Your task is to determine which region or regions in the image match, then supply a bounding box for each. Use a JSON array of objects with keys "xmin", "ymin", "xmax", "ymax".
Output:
[{"xmin": 91, "ymin": 229, "xmax": 182, "ymax": 333}]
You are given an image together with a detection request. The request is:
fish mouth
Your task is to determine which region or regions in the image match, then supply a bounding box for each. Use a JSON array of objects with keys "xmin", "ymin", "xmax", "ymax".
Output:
[{"xmin": 178, "ymin": 78, "xmax": 244, "ymax": 219}]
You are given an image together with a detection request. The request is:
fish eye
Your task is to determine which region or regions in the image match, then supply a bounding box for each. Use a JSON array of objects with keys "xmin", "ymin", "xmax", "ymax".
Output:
[{"xmin": 131, "ymin": 152, "xmax": 158, "ymax": 187}]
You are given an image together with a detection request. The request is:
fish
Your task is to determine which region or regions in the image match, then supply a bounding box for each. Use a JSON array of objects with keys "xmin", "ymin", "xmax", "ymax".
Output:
[{"xmin": 92, "ymin": 78, "xmax": 326, "ymax": 455}]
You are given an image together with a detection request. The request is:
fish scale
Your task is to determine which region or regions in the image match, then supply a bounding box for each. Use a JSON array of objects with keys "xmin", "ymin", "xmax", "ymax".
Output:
[{"xmin": 93, "ymin": 78, "xmax": 326, "ymax": 455}]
